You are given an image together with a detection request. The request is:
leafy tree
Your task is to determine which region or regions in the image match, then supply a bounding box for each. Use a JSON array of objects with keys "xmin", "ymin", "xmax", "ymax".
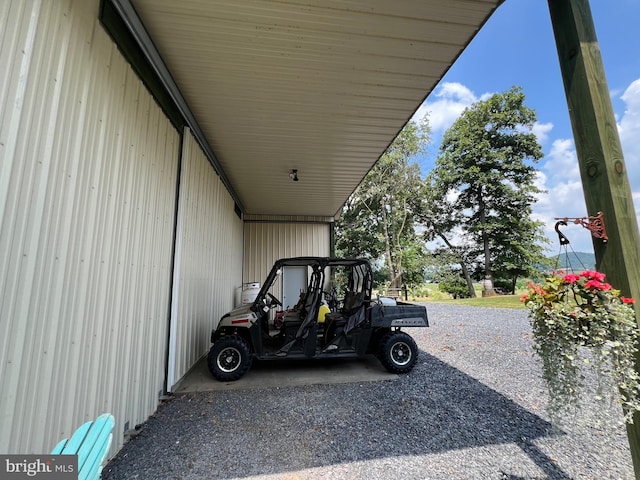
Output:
[
  {"xmin": 427, "ymin": 248, "xmax": 474, "ymax": 298},
  {"xmin": 336, "ymin": 118, "xmax": 431, "ymax": 288},
  {"xmin": 419, "ymin": 179, "xmax": 479, "ymax": 296},
  {"xmin": 400, "ymin": 242, "xmax": 430, "ymax": 287},
  {"xmin": 419, "ymin": 86, "xmax": 546, "ymax": 296},
  {"xmin": 490, "ymin": 220, "xmax": 552, "ymax": 293},
  {"xmin": 438, "ymin": 277, "xmax": 471, "ymax": 299}
]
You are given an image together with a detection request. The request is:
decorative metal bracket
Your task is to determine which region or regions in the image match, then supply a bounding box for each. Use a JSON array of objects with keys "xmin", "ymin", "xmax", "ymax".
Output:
[
  {"xmin": 554, "ymin": 221, "xmax": 571, "ymax": 245},
  {"xmin": 554, "ymin": 212, "xmax": 608, "ymax": 242}
]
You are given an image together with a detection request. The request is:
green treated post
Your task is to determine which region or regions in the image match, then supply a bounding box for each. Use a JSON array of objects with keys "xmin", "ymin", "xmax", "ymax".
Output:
[{"xmin": 547, "ymin": 0, "xmax": 640, "ymax": 476}]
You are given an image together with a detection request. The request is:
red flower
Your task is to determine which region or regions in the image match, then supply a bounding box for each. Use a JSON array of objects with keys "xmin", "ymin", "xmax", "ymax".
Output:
[
  {"xmin": 527, "ymin": 283, "xmax": 546, "ymax": 296},
  {"xmin": 581, "ymin": 270, "xmax": 606, "ymax": 282},
  {"xmin": 563, "ymin": 274, "xmax": 580, "ymax": 283},
  {"xmin": 584, "ymin": 280, "xmax": 603, "ymax": 290},
  {"xmin": 622, "ymin": 297, "xmax": 636, "ymax": 304},
  {"xmin": 520, "ymin": 294, "xmax": 529, "ymax": 302}
]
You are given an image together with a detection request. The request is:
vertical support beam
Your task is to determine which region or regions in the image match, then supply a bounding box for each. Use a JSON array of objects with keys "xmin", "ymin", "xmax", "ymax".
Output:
[
  {"xmin": 330, "ymin": 221, "xmax": 336, "ymax": 257},
  {"xmin": 548, "ymin": 0, "xmax": 640, "ymax": 476}
]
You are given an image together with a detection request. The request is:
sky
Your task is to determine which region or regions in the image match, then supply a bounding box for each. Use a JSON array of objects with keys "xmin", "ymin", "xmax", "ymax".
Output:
[{"xmin": 409, "ymin": 0, "xmax": 640, "ymax": 255}]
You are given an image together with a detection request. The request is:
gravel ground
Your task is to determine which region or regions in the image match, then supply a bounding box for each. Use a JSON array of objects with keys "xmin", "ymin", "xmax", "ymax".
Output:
[{"xmin": 103, "ymin": 304, "xmax": 634, "ymax": 480}]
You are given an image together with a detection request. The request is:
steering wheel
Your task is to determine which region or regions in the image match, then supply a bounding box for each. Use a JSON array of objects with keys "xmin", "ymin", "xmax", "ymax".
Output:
[{"xmin": 267, "ymin": 293, "xmax": 282, "ymax": 307}]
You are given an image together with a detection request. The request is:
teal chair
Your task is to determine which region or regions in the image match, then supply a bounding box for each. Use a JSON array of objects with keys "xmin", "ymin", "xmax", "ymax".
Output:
[{"xmin": 51, "ymin": 413, "xmax": 115, "ymax": 480}]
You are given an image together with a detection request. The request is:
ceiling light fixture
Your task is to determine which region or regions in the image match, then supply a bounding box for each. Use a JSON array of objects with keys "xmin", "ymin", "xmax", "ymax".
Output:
[{"xmin": 289, "ymin": 169, "xmax": 299, "ymax": 182}]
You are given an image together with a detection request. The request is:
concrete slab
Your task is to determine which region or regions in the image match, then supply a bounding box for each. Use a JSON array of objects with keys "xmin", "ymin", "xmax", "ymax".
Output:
[{"xmin": 173, "ymin": 354, "xmax": 397, "ymax": 393}]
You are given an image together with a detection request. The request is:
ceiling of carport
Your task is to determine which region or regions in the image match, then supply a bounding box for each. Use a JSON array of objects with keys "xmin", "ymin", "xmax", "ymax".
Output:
[{"xmin": 129, "ymin": 0, "xmax": 503, "ymax": 217}]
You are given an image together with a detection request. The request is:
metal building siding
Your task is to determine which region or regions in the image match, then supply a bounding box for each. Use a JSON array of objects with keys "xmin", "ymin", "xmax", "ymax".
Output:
[
  {"xmin": 168, "ymin": 129, "xmax": 243, "ymax": 389},
  {"xmin": 243, "ymin": 222, "xmax": 330, "ymax": 292},
  {"xmin": 0, "ymin": 0, "xmax": 180, "ymax": 454}
]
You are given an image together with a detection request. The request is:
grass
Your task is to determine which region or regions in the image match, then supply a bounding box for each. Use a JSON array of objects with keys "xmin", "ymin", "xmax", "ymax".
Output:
[
  {"xmin": 403, "ymin": 283, "xmax": 528, "ymax": 309},
  {"xmin": 431, "ymin": 294, "xmax": 526, "ymax": 309}
]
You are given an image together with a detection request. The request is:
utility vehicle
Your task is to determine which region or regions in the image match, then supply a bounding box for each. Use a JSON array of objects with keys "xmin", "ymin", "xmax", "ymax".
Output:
[{"xmin": 207, "ymin": 257, "xmax": 429, "ymax": 381}]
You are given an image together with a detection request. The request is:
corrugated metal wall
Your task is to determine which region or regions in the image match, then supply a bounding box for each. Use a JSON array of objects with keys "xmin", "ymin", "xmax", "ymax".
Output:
[
  {"xmin": 243, "ymin": 222, "xmax": 331, "ymax": 292},
  {"xmin": 168, "ymin": 130, "xmax": 243, "ymax": 389},
  {"xmin": 0, "ymin": 0, "xmax": 180, "ymax": 454}
]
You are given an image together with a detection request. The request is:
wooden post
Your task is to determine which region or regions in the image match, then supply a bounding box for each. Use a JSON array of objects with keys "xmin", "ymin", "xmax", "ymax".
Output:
[{"xmin": 547, "ymin": 0, "xmax": 640, "ymax": 476}]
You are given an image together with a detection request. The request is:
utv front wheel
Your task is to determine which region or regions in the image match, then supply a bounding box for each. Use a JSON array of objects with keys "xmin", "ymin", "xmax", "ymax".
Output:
[
  {"xmin": 208, "ymin": 335, "xmax": 252, "ymax": 381},
  {"xmin": 378, "ymin": 332, "xmax": 418, "ymax": 374}
]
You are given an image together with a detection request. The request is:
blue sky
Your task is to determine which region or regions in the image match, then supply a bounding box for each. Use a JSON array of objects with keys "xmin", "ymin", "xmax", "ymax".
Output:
[{"xmin": 410, "ymin": 0, "xmax": 640, "ymax": 255}]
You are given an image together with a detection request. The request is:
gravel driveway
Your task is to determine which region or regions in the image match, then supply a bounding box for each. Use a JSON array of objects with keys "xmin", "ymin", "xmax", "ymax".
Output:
[{"xmin": 103, "ymin": 304, "xmax": 634, "ymax": 479}]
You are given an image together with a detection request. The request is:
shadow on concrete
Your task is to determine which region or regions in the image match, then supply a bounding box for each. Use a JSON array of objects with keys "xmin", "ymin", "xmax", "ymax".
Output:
[{"xmin": 104, "ymin": 351, "xmax": 567, "ymax": 479}]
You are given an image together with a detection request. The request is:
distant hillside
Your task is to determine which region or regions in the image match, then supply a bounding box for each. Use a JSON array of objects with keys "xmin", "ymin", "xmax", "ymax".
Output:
[{"xmin": 548, "ymin": 251, "xmax": 596, "ymax": 272}]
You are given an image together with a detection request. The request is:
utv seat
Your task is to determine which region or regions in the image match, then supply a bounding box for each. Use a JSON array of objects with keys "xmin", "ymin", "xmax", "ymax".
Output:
[
  {"xmin": 325, "ymin": 290, "xmax": 365, "ymax": 323},
  {"xmin": 278, "ymin": 269, "xmax": 323, "ymax": 355},
  {"xmin": 323, "ymin": 291, "xmax": 367, "ymax": 346},
  {"xmin": 281, "ymin": 289, "xmax": 316, "ymax": 330}
]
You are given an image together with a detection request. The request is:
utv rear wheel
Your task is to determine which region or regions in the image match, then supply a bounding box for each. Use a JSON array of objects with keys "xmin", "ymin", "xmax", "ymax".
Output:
[
  {"xmin": 208, "ymin": 335, "xmax": 252, "ymax": 381},
  {"xmin": 378, "ymin": 332, "xmax": 418, "ymax": 374}
]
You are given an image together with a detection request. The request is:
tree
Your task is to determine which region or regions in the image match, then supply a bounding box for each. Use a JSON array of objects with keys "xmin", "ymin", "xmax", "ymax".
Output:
[
  {"xmin": 420, "ymin": 86, "xmax": 546, "ymax": 296},
  {"xmin": 419, "ymin": 180, "xmax": 480, "ymax": 296},
  {"xmin": 336, "ymin": 118, "xmax": 431, "ymax": 288},
  {"xmin": 490, "ymin": 218, "xmax": 551, "ymax": 293},
  {"xmin": 427, "ymin": 248, "xmax": 475, "ymax": 299}
]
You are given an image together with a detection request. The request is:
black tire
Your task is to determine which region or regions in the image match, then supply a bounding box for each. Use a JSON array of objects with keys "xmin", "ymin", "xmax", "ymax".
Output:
[
  {"xmin": 378, "ymin": 332, "xmax": 418, "ymax": 374},
  {"xmin": 207, "ymin": 335, "xmax": 252, "ymax": 381}
]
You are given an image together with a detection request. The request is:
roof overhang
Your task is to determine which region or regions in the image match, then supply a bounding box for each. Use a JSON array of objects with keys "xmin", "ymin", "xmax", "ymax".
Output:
[{"xmin": 103, "ymin": 0, "xmax": 503, "ymax": 217}]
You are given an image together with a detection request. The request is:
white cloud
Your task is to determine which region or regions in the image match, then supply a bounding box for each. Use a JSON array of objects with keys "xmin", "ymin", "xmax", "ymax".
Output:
[
  {"xmin": 620, "ymin": 79, "xmax": 640, "ymax": 112},
  {"xmin": 439, "ymin": 82, "xmax": 478, "ymax": 104},
  {"xmin": 412, "ymin": 82, "xmax": 486, "ymax": 132},
  {"xmin": 534, "ymin": 139, "xmax": 593, "ymax": 252},
  {"xmin": 618, "ymin": 78, "xmax": 640, "ymax": 189},
  {"xmin": 543, "ymin": 138, "xmax": 581, "ymax": 183},
  {"xmin": 532, "ymin": 122, "xmax": 553, "ymax": 144},
  {"xmin": 618, "ymin": 78, "xmax": 640, "ymax": 240}
]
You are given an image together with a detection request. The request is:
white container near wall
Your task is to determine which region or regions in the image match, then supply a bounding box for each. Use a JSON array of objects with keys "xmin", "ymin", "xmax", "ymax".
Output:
[
  {"xmin": 241, "ymin": 283, "xmax": 261, "ymax": 305},
  {"xmin": 235, "ymin": 286, "xmax": 243, "ymax": 308}
]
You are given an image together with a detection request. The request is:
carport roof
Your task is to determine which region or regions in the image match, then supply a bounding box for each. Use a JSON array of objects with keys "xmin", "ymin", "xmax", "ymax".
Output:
[{"xmin": 110, "ymin": 0, "xmax": 503, "ymax": 217}]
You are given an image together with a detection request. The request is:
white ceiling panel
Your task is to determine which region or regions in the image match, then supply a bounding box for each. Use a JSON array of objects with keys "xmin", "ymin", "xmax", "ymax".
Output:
[{"xmin": 129, "ymin": 0, "xmax": 503, "ymax": 216}]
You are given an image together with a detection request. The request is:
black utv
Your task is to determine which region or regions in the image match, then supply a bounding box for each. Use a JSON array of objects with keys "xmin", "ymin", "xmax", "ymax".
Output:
[{"xmin": 207, "ymin": 257, "xmax": 429, "ymax": 381}]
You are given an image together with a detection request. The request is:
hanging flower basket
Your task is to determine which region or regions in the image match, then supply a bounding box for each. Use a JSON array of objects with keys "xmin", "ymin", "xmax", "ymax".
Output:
[{"xmin": 521, "ymin": 270, "xmax": 640, "ymax": 424}]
